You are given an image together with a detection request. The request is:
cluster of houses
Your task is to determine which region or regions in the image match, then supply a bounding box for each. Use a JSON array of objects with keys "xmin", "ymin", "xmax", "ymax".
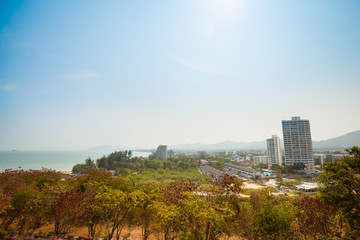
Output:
[
  {"xmin": 199, "ymin": 163, "xmax": 261, "ymax": 180},
  {"xmin": 199, "ymin": 162, "xmax": 318, "ymax": 194}
]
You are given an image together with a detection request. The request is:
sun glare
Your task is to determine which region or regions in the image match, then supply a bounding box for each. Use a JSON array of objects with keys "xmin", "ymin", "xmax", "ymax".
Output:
[{"xmin": 203, "ymin": 0, "xmax": 245, "ymax": 18}]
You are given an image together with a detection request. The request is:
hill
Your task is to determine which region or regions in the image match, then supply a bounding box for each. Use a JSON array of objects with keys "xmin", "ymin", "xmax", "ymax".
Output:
[
  {"xmin": 170, "ymin": 130, "xmax": 360, "ymax": 151},
  {"xmin": 313, "ymin": 130, "xmax": 360, "ymax": 149},
  {"xmin": 170, "ymin": 140, "xmax": 266, "ymax": 151}
]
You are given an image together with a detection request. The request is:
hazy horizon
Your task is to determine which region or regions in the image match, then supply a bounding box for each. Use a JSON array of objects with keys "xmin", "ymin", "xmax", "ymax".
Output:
[
  {"xmin": 1, "ymin": 0, "xmax": 360, "ymax": 150},
  {"xmin": 1, "ymin": 128, "xmax": 359, "ymax": 151}
]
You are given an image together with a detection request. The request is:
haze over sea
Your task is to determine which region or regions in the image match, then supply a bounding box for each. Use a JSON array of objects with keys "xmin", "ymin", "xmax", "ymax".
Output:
[{"xmin": 0, "ymin": 151, "xmax": 151, "ymax": 171}]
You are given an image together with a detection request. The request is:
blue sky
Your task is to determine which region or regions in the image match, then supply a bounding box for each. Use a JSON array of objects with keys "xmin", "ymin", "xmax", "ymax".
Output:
[{"xmin": 1, "ymin": 0, "xmax": 360, "ymax": 150}]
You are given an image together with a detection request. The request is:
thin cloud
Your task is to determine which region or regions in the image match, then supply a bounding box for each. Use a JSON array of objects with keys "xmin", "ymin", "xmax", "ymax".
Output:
[{"xmin": 169, "ymin": 54, "xmax": 233, "ymax": 76}]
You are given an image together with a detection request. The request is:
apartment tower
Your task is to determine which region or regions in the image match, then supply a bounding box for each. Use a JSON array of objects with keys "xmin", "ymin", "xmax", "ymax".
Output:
[
  {"xmin": 156, "ymin": 145, "xmax": 168, "ymax": 159},
  {"xmin": 267, "ymin": 135, "xmax": 283, "ymax": 168},
  {"xmin": 282, "ymin": 116, "xmax": 314, "ymax": 171}
]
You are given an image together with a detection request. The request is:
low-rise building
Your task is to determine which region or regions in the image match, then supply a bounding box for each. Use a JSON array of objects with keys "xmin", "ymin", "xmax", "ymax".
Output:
[
  {"xmin": 199, "ymin": 165, "xmax": 224, "ymax": 179},
  {"xmin": 224, "ymin": 163, "xmax": 261, "ymax": 179},
  {"xmin": 253, "ymin": 155, "xmax": 268, "ymax": 166},
  {"xmin": 214, "ymin": 152, "xmax": 227, "ymax": 157},
  {"xmin": 327, "ymin": 154, "xmax": 344, "ymax": 163},
  {"xmin": 314, "ymin": 154, "xmax": 344, "ymax": 164},
  {"xmin": 313, "ymin": 154, "xmax": 326, "ymax": 165},
  {"xmin": 295, "ymin": 182, "xmax": 318, "ymax": 194}
]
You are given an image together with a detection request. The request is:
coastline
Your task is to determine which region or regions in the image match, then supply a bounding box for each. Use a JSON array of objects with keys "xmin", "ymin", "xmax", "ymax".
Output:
[{"xmin": 0, "ymin": 150, "xmax": 152, "ymax": 172}]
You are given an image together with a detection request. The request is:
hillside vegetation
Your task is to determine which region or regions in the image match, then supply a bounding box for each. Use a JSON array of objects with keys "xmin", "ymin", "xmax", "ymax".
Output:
[{"xmin": 0, "ymin": 147, "xmax": 359, "ymax": 239}]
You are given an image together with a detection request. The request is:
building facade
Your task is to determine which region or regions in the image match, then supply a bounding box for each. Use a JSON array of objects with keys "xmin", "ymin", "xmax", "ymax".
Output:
[
  {"xmin": 199, "ymin": 165, "xmax": 224, "ymax": 179},
  {"xmin": 156, "ymin": 145, "xmax": 168, "ymax": 159},
  {"xmin": 224, "ymin": 163, "xmax": 261, "ymax": 179},
  {"xmin": 267, "ymin": 135, "xmax": 283, "ymax": 168},
  {"xmin": 282, "ymin": 116, "xmax": 314, "ymax": 171},
  {"xmin": 253, "ymin": 155, "xmax": 268, "ymax": 166},
  {"xmin": 313, "ymin": 154, "xmax": 326, "ymax": 165}
]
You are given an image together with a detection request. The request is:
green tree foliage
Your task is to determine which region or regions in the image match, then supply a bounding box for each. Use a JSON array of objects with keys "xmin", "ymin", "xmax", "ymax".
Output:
[
  {"xmin": 45, "ymin": 186, "xmax": 91, "ymax": 236},
  {"xmin": 317, "ymin": 146, "xmax": 360, "ymax": 238},
  {"xmin": 0, "ymin": 170, "xmax": 63, "ymax": 233},
  {"xmin": 73, "ymin": 151, "xmax": 208, "ymax": 183},
  {"xmin": 99, "ymin": 152, "xmax": 198, "ymax": 172},
  {"xmin": 130, "ymin": 183, "xmax": 162, "ymax": 240},
  {"xmin": 250, "ymin": 192, "xmax": 298, "ymax": 240},
  {"xmin": 2, "ymin": 148, "xmax": 360, "ymax": 240},
  {"xmin": 154, "ymin": 180, "xmax": 199, "ymax": 239},
  {"xmin": 72, "ymin": 157, "xmax": 96, "ymax": 174},
  {"xmin": 10, "ymin": 186, "xmax": 43, "ymax": 234},
  {"xmin": 296, "ymin": 194, "xmax": 336, "ymax": 239},
  {"xmin": 91, "ymin": 186, "xmax": 128, "ymax": 239}
]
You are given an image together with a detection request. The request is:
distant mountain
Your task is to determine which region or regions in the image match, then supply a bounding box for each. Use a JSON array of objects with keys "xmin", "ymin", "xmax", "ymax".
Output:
[
  {"xmin": 170, "ymin": 130, "xmax": 360, "ymax": 151},
  {"xmin": 170, "ymin": 140, "xmax": 266, "ymax": 151},
  {"xmin": 170, "ymin": 143, "xmax": 208, "ymax": 150},
  {"xmin": 313, "ymin": 130, "xmax": 360, "ymax": 149},
  {"xmin": 88, "ymin": 130, "xmax": 360, "ymax": 152}
]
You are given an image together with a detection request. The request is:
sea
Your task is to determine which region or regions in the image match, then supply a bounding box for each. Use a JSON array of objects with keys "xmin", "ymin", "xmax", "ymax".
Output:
[{"xmin": 0, "ymin": 150, "xmax": 152, "ymax": 172}]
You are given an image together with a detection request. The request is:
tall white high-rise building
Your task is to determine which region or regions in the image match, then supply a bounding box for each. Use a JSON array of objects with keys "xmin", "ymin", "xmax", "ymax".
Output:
[
  {"xmin": 267, "ymin": 135, "xmax": 282, "ymax": 168},
  {"xmin": 156, "ymin": 145, "xmax": 167, "ymax": 159},
  {"xmin": 282, "ymin": 116, "xmax": 314, "ymax": 171}
]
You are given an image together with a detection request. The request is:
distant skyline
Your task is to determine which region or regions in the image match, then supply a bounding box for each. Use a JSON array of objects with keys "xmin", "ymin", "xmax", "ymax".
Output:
[{"xmin": 1, "ymin": 0, "xmax": 360, "ymax": 150}]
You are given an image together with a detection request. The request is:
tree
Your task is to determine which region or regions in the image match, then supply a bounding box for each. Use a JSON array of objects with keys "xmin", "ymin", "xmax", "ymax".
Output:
[
  {"xmin": 317, "ymin": 146, "xmax": 360, "ymax": 238},
  {"xmin": 175, "ymin": 191, "xmax": 233, "ymax": 240},
  {"xmin": 91, "ymin": 186, "xmax": 129, "ymax": 240},
  {"xmin": 152, "ymin": 180, "xmax": 199, "ymax": 240},
  {"xmin": 45, "ymin": 186, "xmax": 90, "ymax": 236},
  {"xmin": 296, "ymin": 194, "xmax": 335, "ymax": 239},
  {"xmin": 0, "ymin": 170, "xmax": 63, "ymax": 232},
  {"xmin": 72, "ymin": 158, "xmax": 97, "ymax": 174},
  {"xmin": 172, "ymin": 175, "xmax": 242, "ymax": 240},
  {"xmin": 0, "ymin": 195, "xmax": 11, "ymax": 215},
  {"xmin": 153, "ymin": 201, "xmax": 180, "ymax": 240},
  {"xmin": 130, "ymin": 183, "xmax": 162, "ymax": 240},
  {"xmin": 9, "ymin": 186, "xmax": 44, "ymax": 234},
  {"xmin": 73, "ymin": 169, "xmax": 135, "ymax": 239},
  {"xmin": 251, "ymin": 198, "xmax": 297, "ymax": 240}
]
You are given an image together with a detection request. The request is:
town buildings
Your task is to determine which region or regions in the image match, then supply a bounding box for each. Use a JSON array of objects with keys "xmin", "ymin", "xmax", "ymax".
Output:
[
  {"xmin": 156, "ymin": 145, "xmax": 168, "ymax": 159},
  {"xmin": 253, "ymin": 155, "xmax": 268, "ymax": 166},
  {"xmin": 199, "ymin": 165, "xmax": 224, "ymax": 179},
  {"xmin": 282, "ymin": 116, "xmax": 314, "ymax": 172},
  {"xmin": 267, "ymin": 135, "xmax": 283, "ymax": 168},
  {"xmin": 313, "ymin": 153, "xmax": 344, "ymax": 165},
  {"xmin": 313, "ymin": 154, "xmax": 326, "ymax": 165},
  {"xmin": 224, "ymin": 163, "xmax": 261, "ymax": 179}
]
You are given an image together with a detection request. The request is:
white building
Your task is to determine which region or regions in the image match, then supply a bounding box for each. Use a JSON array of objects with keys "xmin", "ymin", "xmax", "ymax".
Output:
[
  {"xmin": 199, "ymin": 165, "xmax": 224, "ymax": 179},
  {"xmin": 282, "ymin": 116, "xmax": 314, "ymax": 172},
  {"xmin": 156, "ymin": 145, "xmax": 167, "ymax": 159},
  {"xmin": 313, "ymin": 154, "xmax": 326, "ymax": 165},
  {"xmin": 267, "ymin": 135, "xmax": 283, "ymax": 168},
  {"xmin": 325, "ymin": 154, "xmax": 344, "ymax": 163},
  {"xmin": 224, "ymin": 163, "xmax": 261, "ymax": 179},
  {"xmin": 295, "ymin": 182, "xmax": 318, "ymax": 194},
  {"xmin": 253, "ymin": 155, "xmax": 268, "ymax": 166}
]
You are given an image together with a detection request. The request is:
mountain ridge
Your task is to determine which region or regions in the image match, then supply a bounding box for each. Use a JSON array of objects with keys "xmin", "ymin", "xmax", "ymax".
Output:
[
  {"xmin": 88, "ymin": 130, "xmax": 360, "ymax": 151},
  {"xmin": 170, "ymin": 130, "xmax": 360, "ymax": 151}
]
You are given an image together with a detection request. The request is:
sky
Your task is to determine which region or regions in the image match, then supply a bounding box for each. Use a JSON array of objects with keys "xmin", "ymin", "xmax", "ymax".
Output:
[{"xmin": 0, "ymin": 0, "xmax": 360, "ymax": 150}]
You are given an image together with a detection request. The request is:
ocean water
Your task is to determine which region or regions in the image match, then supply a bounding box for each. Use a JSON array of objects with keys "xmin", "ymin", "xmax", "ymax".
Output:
[{"xmin": 0, "ymin": 150, "xmax": 152, "ymax": 172}]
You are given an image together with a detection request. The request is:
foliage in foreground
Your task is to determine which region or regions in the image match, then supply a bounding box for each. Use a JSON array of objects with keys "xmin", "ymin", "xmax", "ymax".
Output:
[
  {"xmin": 72, "ymin": 152, "xmax": 211, "ymax": 183},
  {"xmin": 0, "ymin": 146, "xmax": 359, "ymax": 239}
]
